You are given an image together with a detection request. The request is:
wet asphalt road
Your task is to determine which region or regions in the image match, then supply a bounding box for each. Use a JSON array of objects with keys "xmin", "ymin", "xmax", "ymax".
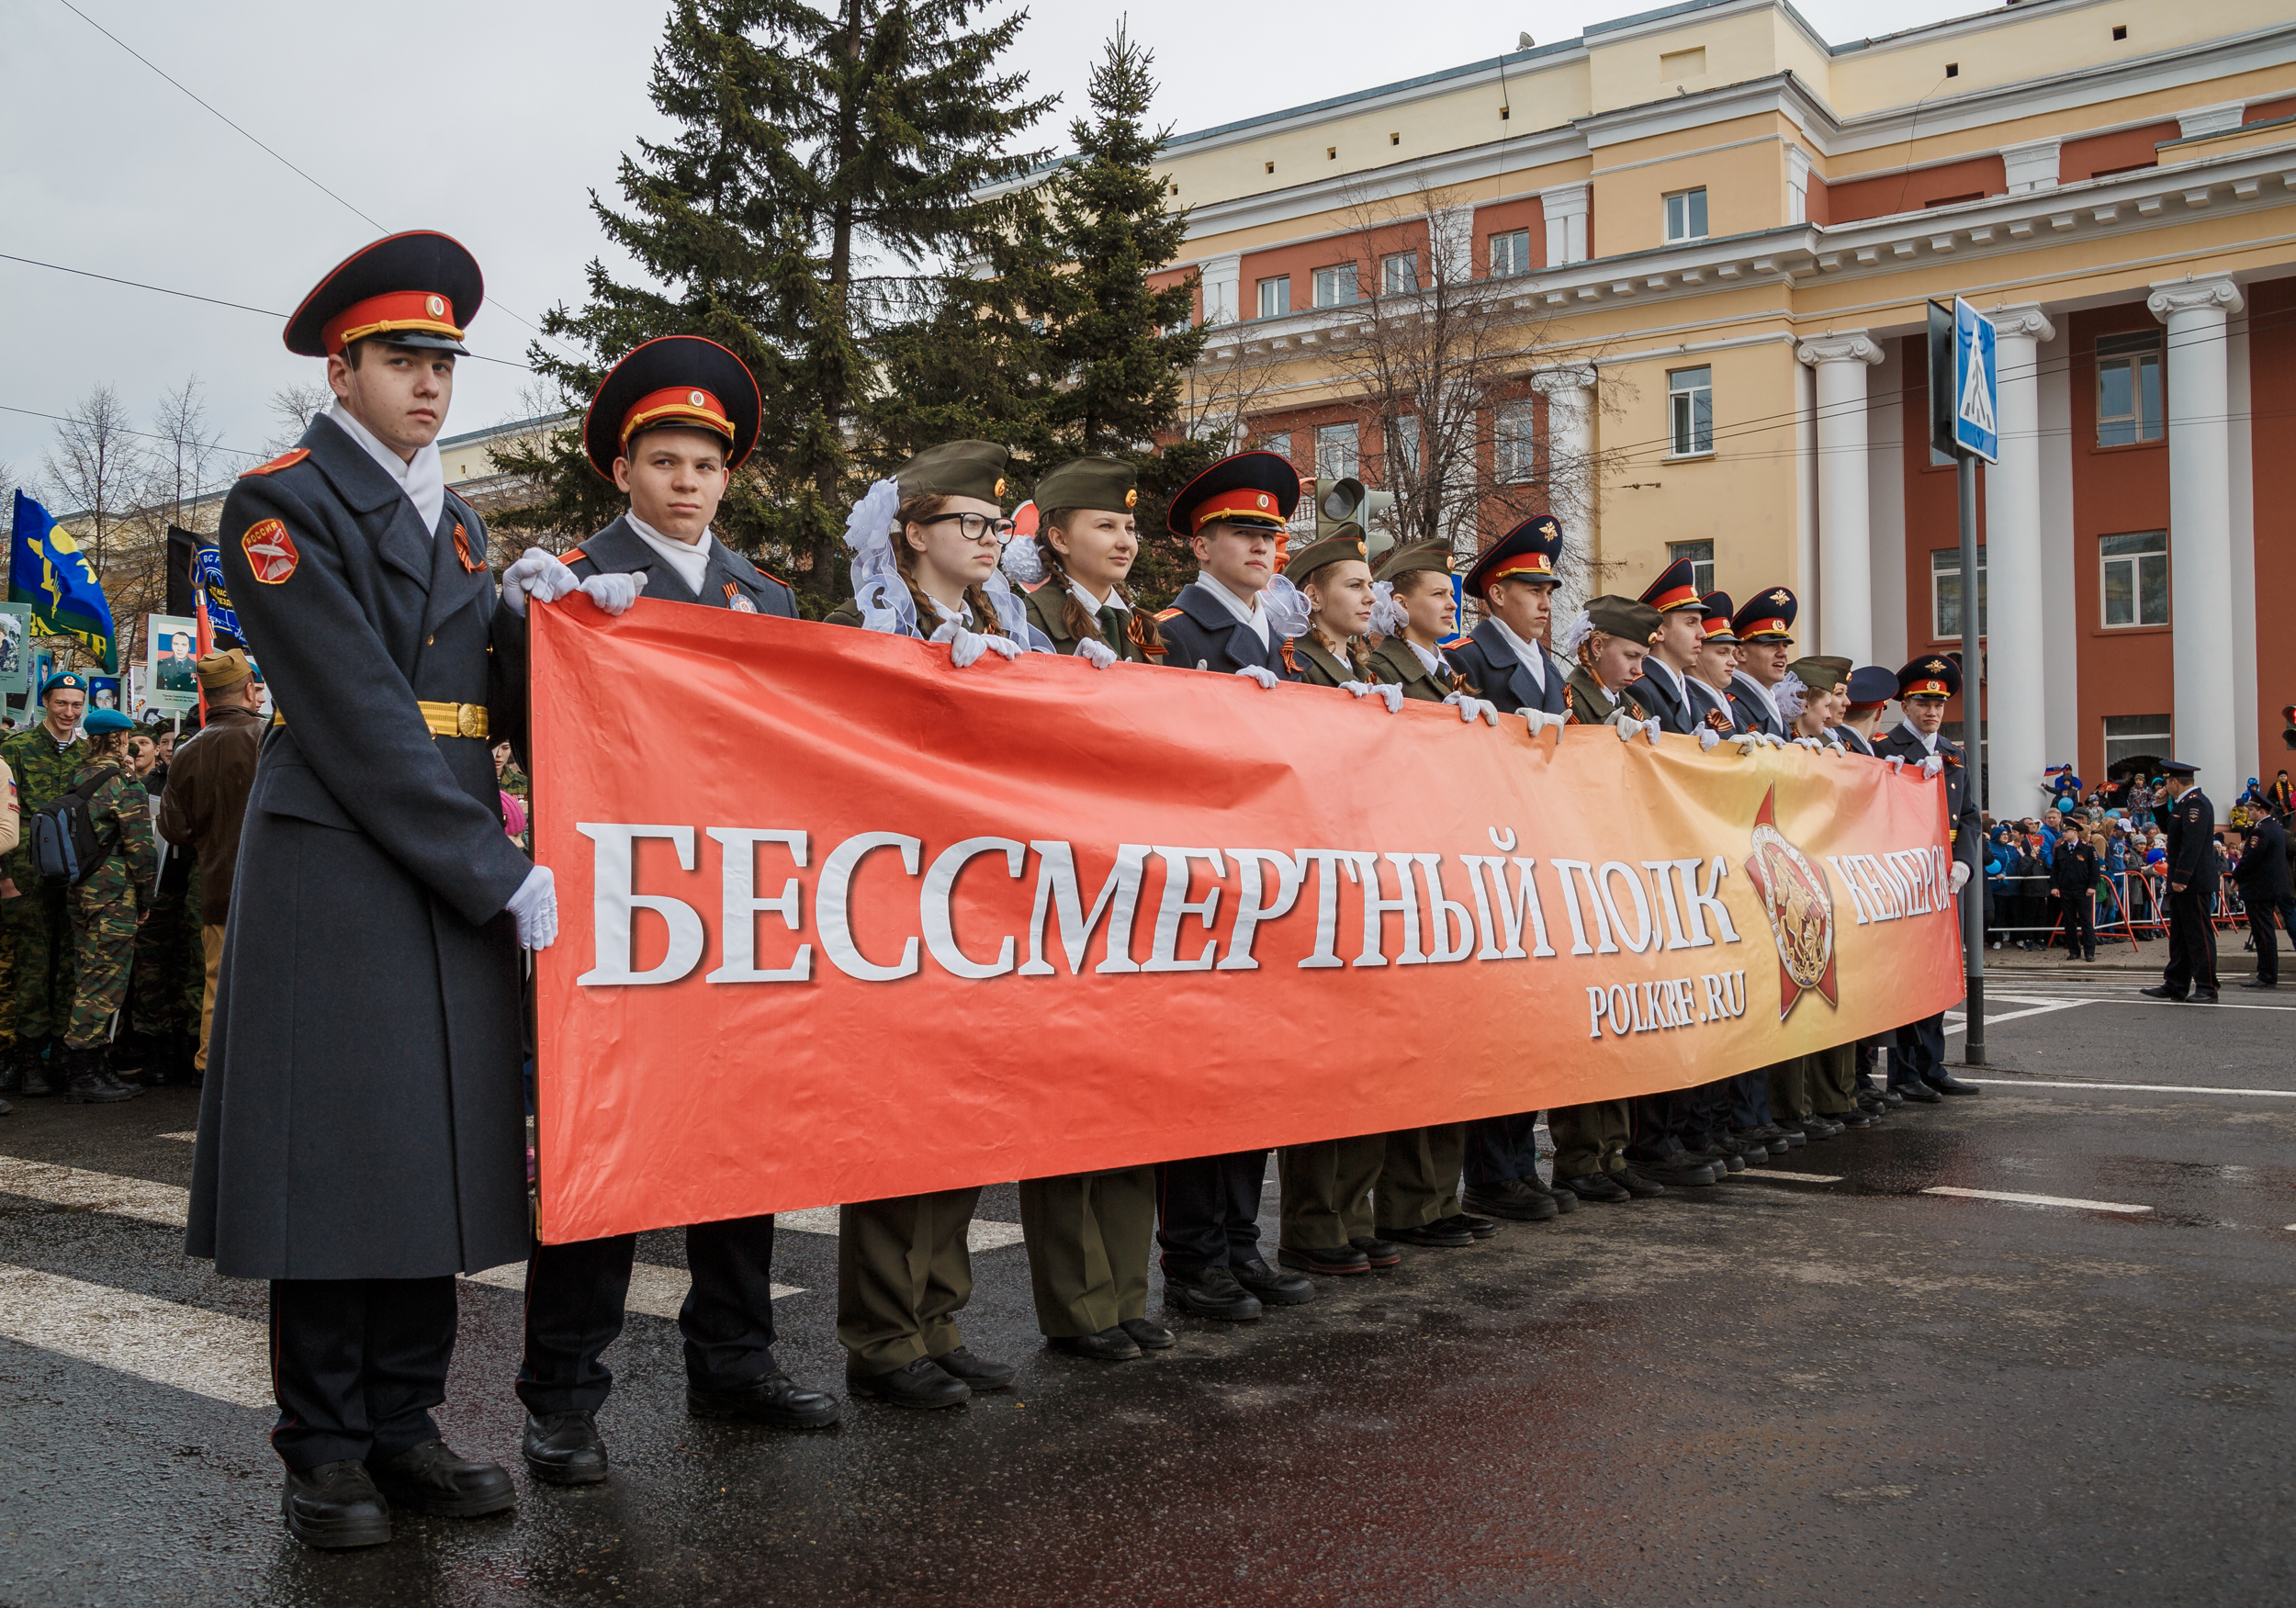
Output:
[{"xmin": 3, "ymin": 971, "xmax": 2292, "ymax": 1608}]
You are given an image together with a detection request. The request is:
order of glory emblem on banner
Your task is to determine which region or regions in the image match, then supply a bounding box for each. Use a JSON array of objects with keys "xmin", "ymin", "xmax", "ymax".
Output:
[{"xmin": 1743, "ymin": 784, "xmax": 1838, "ymax": 1020}]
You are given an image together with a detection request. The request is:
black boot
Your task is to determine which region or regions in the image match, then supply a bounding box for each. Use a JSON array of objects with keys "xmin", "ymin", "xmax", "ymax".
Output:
[
  {"xmin": 62, "ymin": 1045, "xmax": 137, "ymax": 1105},
  {"xmin": 14, "ymin": 1040, "xmax": 59, "ymax": 1099},
  {"xmin": 0, "ymin": 1042, "xmax": 19, "ymax": 1096}
]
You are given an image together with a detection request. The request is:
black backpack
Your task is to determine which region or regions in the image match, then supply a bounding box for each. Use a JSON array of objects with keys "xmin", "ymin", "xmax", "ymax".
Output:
[{"xmin": 30, "ymin": 765, "xmax": 122, "ymax": 887}]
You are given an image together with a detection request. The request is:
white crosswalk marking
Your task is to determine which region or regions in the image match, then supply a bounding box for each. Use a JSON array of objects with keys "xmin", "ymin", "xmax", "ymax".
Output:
[
  {"xmin": 772, "ymin": 1204, "xmax": 1027, "ymax": 1253},
  {"xmin": 0, "ymin": 1264, "xmax": 269, "ymax": 1409},
  {"xmin": 462, "ymin": 1260, "xmax": 804, "ymax": 1313},
  {"xmin": 1923, "ymin": 1186, "xmax": 2151, "ymax": 1214}
]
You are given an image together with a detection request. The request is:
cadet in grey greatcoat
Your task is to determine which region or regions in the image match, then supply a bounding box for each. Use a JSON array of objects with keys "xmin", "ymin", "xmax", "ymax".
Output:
[{"xmin": 188, "ymin": 232, "xmax": 566, "ymax": 1549}]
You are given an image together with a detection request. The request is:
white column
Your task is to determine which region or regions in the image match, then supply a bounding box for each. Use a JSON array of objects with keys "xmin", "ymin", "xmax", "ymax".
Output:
[
  {"xmin": 1983, "ymin": 304, "xmax": 2055, "ymax": 814},
  {"xmin": 1534, "ymin": 365, "xmax": 1597, "ymax": 616},
  {"xmin": 1541, "ymin": 184, "xmax": 1589, "ymax": 266},
  {"xmin": 2148, "ymin": 275, "xmax": 2244, "ymax": 787},
  {"xmin": 1795, "ymin": 332, "xmax": 1884, "ymax": 663}
]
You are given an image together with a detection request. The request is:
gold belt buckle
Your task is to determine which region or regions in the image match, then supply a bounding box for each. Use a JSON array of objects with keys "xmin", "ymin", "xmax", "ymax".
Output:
[{"xmin": 455, "ymin": 703, "xmax": 485, "ymax": 739}]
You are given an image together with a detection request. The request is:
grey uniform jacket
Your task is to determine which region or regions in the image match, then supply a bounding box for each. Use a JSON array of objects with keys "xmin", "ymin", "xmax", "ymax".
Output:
[
  {"xmin": 1451, "ymin": 621, "xmax": 1567, "ymax": 717},
  {"xmin": 1728, "ymin": 672, "xmax": 1785, "ymax": 738},
  {"xmin": 188, "ymin": 414, "xmax": 535, "ymax": 1281},
  {"xmin": 1622, "ymin": 661, "xmax": 1698, "ymax": 736},
  {"xmin": 1872, "ymin": 724, "xmax": 1983, "ymax": 878},
  {"xmin": 1154, "ymin": 584, "xmax": 1295, "ymax": 680},
  {"xmin": 562, "ymin": 516, "xmax": 795, "ymax": 615},
  {"xmin": 1687, "ymin": 676, "xmax": 1740, "ymax": 734}
]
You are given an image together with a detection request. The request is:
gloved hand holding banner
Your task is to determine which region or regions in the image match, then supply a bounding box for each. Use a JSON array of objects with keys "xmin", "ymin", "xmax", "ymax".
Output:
[{"xmin": 531, "ymin": 600, "xmax": 1962, "ymax": 1243}]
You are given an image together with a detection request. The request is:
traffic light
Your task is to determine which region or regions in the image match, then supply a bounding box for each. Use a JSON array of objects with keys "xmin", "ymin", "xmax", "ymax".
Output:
[
  {"xmin": 2280, "ymin": 703, "xmax": 2294, "ymax": 750},
  {"xmin": 1313, "ymin": 477, "xmax": 1398, "ymax": 561}
]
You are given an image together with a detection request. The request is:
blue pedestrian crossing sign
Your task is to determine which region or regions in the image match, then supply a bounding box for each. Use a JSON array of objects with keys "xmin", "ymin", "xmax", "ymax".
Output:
[{"xmin": 1952, "ymin": 297, "xmax": 1999, "ymax": 463}]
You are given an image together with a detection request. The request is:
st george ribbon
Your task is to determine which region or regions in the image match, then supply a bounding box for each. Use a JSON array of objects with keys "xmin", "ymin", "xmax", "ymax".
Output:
[{"xmin": 530, "ymin": 598, "xmax": 1962, "ymax": 1243}]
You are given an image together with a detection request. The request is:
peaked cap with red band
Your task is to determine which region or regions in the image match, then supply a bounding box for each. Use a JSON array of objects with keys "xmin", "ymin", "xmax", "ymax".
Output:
[
  {"xmin": 1638, "ymin": 556, "xmax": 1708, "ymax": 615},
  {"xmin": 284, "ymin": 231, "xmax": 482, "ymax": 358},
  {"xmin": 1895, "ymin": 654, "xmax": 1963, "ymax": 701},
  {"xmin": 1699, "ymin": 590, "xmax": 1739, "ymax": 642},
  {"xmin": 1165, "ymin": 450, "xmax": 1300, "ymax": 537},
  {"xmin": 1730, "ymin": 585, "xmax": 1798, "ymax": 643},
  {"xmin": 583, "ymin": 335, "xmax": 762, "ymax": 479},
  {"xmin": 1464, "ymin": 512, "xmax": 1564, "ymax": 597}
]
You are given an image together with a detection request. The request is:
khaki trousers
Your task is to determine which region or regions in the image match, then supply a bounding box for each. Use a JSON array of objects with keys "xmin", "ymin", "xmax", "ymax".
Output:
[
  {"xmin": 197, "ymin": 924, "xmax": 225, "ymax": 1074},
  {"xmin": 1376, "ymin": 1124, "xmax": 1464, "ymax": 1229},
  {"xmin": 1805, "ymin": 1043, "xmax": 1860, "ymax": 1116},
  {"xmin": 836, "ymin": 1187, "xmax": 980, "ymax": 1374},
  {"xmin": 1017, "ymin": 1167, "xmax": 1155, "ymax": 1338},
  {"xmin": 1548, "ymin": 1101, "xmax": 1631, "ymax": 1180},
  {"xmin": 1277, "ymin": 1135, "xmax": 1383, "ymax": 1251}
]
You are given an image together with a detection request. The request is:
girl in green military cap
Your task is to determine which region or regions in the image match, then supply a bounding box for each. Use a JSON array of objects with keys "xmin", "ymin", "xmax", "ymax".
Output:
[
  {"xmin": 828, "ymin": 441, "xmax": 1051, "ymax": 659},
  {"xmin": 1559, "ymin": 597, "xmax": 1665, "ymax": 733},
  {"xmin": 1003, "ymin": 456, "xmax": 1166, "ymax": 666}
]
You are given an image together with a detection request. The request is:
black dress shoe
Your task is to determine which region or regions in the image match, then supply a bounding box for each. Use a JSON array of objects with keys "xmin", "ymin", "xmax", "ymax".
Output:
[
  {"xmin": 1562, "ymin": 1173, "xmax": 1631, "ymax": 1204},
  {"xmin": 1378, "ymin": 1219, "xmax": 1475, "ymax": 1248},
  {"xmin": 1048, "ymin": 1327, "xmax": 1143, "ymax": 1361},
  {"xmin": 1277, "ymin": 1243, "xmax": 1371, "ymax": 1276},
  {"xmin": 522, "ymin": 1411, "xmax": 609, "ymax": 1486},
  {"xmin": 1462, "ymin": 1179, "xmax": 1559, "ymax": 1222},
  {"xmin": 366, "ymin": 1439, "xmax": 516, "ymax": 1518},
  {"xmin": 1613, "ymin": 1165, "xmax": 1669, "ymax": 1198},
  {"xmin": 1894, "ymin": 1082, "xmax": 1942, "ymax": 1104},
  {"xmin": 1165, "ymin": 1265, "xmax": 1263, "ymax": 1321},
  {"xmin": 1637, "ymin": 1153, "xmax": 1716, "ymax": 1186},
  {"xmin": 1232, "ymin": 1256, "xmax": 1317, "ymax": 1305},
  {"xmin": 1349, "ymin": 1234, "xmax": 1405, "ymax": 1266},
  {"xmin": 1119, "ymin": 1317, "xmax": 1176, "ymax": 1350},
  {"xmin": 1928, "ymin": 1073, "xmax": 1982, "ymax": 1096},
  {"xmin": 2239, "ymin": 977, "xmax": 2278, "ymax": 989},
  {"xmin": 1829, "ymin": 1108, "xmax": 1875, "ymax": 1129},
  {"xmin": 2139, "ymin": 984, "xmax": 2187, "ymax": 1001},
  {"xmin": 688, "ymin": 1369, "xmax": 841, "ymax": 1428},
  {"xmin": 282, "ymin": 1460, "xmax": 392, "ymax": 1548},
  {"xmin": 1536, "ymin": 1176, "xmax": 1577, "ymax": 1213},
  {"xmin": 1881, "ymin": 1087, "xmax": 1905, "ymax": 1108},
  {"xmin": 1440, "ymin": 1212, "xmax": 1499, "ymax": 1241},
  {"xmin": 2190, "ymin": 991, "xmax": 2219, "ymax": 1005},
  {"xmin": 849, "ymin": 1355, "xmax": 970, "ymax": 1408},
  {"xmin": 930, "ymin": 1346, "xmax": 1016, "ymax": 1389}
]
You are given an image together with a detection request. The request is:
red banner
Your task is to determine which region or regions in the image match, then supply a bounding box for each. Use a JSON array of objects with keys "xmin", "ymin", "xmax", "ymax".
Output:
[{"xmin": 531, "ymin": 599, "xmax": 1963, "ymax": 1243}]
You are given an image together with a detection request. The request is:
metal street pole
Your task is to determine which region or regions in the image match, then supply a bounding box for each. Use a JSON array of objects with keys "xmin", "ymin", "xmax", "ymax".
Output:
[{"xmin": 1958, "ymin": 452, "xmax": 1986, "ymax": 1065}]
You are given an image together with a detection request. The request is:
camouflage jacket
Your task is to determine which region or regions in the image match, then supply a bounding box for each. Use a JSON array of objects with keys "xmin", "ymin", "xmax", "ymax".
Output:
[
  {"xmin": 0, "ymin": 726, "xmax": 90, "ymax": 883},
  {"xmin": 68, "ymin": 759, "xmax": 156, "ymax": 913}
]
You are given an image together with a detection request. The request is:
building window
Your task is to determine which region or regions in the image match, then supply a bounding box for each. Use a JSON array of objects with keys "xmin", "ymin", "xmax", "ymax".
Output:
[
  {"xmin": 1314, "ymin": 422, "xmax": 1359, "ymax": 480},
  {"xmin": 1668, "ymin": 366, "xmax": 1713, "ymax": 455},
  {"xmin": 1312, "ymin": 264, "xmax": 1358, "ymax": 308},
  {"xmin": 1495, "ymin": 402, "xmax": 1539, "ymax": 483},
  {"xmin": 2096, "ymin": 331, "xmax": 2163, "ymax": 445},
  {"xmin": 1253, "ymin": 430, "xmax": 1294, "ymax": 465},
  {"xmin": 1256, "ymin": 275, "xmax": 1290, "ymax": 319},
  {"xmin": 1931, "ymin": 545, "xmax": 1987, "ymax": 641},
  {"xmin": 1489, "ymin": 229, "xmax": 1532, "ymax": 276},
  {"xmin": 1664, "ymin": 187, "xmax": 1708, "ymax": 243},
  {"xmin": 2103, "ymin": 713, "xmax": 2172, "ymax": 770},
  {"xmin": 1668, "ymin": 540, "xmax": 1715, "ymax": 595},
  {"xmin": 2099, "ymin": 531, "xmax": 2168, "ymax": 627},
  {"xmin": 1380, "ymin": 252, "xmax": 1419, "ymax": 296}
]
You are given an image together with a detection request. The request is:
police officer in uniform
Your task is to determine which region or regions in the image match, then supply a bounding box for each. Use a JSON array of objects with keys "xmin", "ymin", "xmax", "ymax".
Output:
[
  {"xmin": 186, "ymin": 232, "xmax": 563, "ymax": 1548},
  {"xmin": 1451, "ymin": 517, "xmax": 1578, "ymax": 1221},
  {"xmin": 2141, "ymin": 759, "xmax": 2220, "ymax": 1004},
  {"xmin": 1150, "ymin": 453, "xmax": 1312, "ymax": 1320},
  {"xmin": 506, "ymin": 337, "xmax": 838, "ymax": 1485},
  {"xmin": 1872, "ymin": 656, "xmax": 1984, "ymax": 1100}
]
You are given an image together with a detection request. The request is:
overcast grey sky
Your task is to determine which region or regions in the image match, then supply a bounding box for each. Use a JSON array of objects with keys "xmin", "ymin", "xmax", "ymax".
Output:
[{"xmin": 0, "ymin": 0, "xmax": 1961, "ymax": 495}]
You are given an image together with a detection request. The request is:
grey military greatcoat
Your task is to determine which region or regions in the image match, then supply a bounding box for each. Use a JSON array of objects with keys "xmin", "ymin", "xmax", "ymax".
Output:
[{"xmin": 187, "ymin": 414, "xmax": 535, "ymax": 1280}]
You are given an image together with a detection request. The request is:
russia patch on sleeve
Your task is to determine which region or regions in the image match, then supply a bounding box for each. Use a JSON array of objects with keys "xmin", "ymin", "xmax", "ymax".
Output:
[{"xmin": 242, "ymin": 518, "xmax": 301, "ymax": 584}]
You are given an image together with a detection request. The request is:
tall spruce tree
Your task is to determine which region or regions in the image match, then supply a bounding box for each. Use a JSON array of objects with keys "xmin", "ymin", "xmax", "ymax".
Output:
[
  {"xmin": 871, "ymin": 24, "xmax": 1210, "ymax": 602},
  {"xmin": 495, "ymin": 0, "xmax": 1051, "ymax": 612}
]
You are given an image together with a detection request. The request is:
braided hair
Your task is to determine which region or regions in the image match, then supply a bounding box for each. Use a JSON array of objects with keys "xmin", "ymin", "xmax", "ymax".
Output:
[
  {"xmin": 1036, "ymin": 507, "xmax": 1168, "ymax": 657},
  {"xmin": 895, "ymin": 493, "xmax": 1007, "ymax": 639}
]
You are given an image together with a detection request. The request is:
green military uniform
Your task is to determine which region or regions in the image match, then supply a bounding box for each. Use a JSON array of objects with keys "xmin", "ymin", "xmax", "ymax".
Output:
[
  {"xmin": 127, "ymin": 856, "xmax": 204, "ymax": 1076},
  {"xmin": 0, "ymin": 716, "xmax": 90, "ymax": 1063},
  {"xmin": 1565, "ymin": 666, "xmax": 1630, "ymax": 728},
  {"xmin": 1287, "ymin": 634, "xmax": 1363, "ymax": 688},
  {"xmin": 64, "ymin": 758, "xmax": 156, "ymax": 1049},
  {"xmin": 1002, "ymin": 459, "xmax": 1168, "ymax": 1346}
]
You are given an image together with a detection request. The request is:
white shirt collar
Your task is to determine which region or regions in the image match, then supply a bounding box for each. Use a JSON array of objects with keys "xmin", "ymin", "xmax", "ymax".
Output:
[
  {"xmin": 1734, "ymin": 671, "xmax": 1781, "ymax": 723},
  {"xmin": 1645, "ymin": 658, "xmax": 1687, "ymax": 700},
  {"xmin": 625, "ymin": 515, "xmax": 715, "ymax": 595},
  {"xmin": 1895, "ymin": 719, "xmax": 1940, "ymax": 754},
  {"xmin": 1067, "ymin": 577, "xmax": 1127, "ymax": 616},
  {"xmin": 1196, "ymin": 570, "xmax": 1269, "ymax": 647},
  {"xmin": 1406, "ymin": 638, "xmax": 1448, "ymax": 680},
  {"xmin": 1488, "ymin": 618, "xmax": 1548, "ymax": 689},
  {"xmin": 326, "ymin": 399, "xmax": 445, "ymax": 534}
]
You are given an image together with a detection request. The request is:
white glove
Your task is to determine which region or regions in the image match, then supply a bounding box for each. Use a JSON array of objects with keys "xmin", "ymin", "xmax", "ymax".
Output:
[
  {"xmin": 1341, "ymin": 680, "xmax": 1405, "ymax": 714},
  {"xmin": 929, "ymin": 620, "xmax": 1021, "ymax": 668},
  {"xmin": 1444, "ymin": 692, "xmax": 1499, "ymax": 725},
  {"xmin": 1826, "ymin": 739, "xmax": 1848, "ymax": 757},
  {"xmin": 1949, "ymin": 860, "xmax": 1972, "ymax": 894},
  {"xmin": 1921, "ymin": 753, "xmax": 1945, "ymax": 779},
  {"xmin": 1521, "ymin": 709, "xmax": 1566, "ymax": 737},
  {"xmin": 1234, "ymin": 664, "xmax": 1281, "ymax": 690},
  {"xmin": 1792, "ymin": 736, "xmax": 1824, "ymax": 751},
  {"xmin": 1640, "ymin": 717, "xmax": 1661, "ymax": 745},
  {"xmin": 505, "ymin": 863, "xmax": 557, "ymax": 950},
  {"xmin": 578, "ymin": 570, "xmax": 647, "ymax": 616},
  {"xmin": 1075, "ymin": 636, "xmax": 1118, "ymax": 670},
  {"xmin": 1698, "ymin": 726, "xmax": 1720, "ymax": 752},
  {"xmin": 1885, "ymin": 755, "xmax": 1907, "ymax": 773},
  {"xmin": 501, "ymin": 547, "xmax": 580, "ymax": 616}
]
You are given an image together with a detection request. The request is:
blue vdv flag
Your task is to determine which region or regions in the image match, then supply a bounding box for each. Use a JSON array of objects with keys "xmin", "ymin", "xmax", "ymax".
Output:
[
  {"xmin": 9, "ymin": 489, "xmax": 118, "ymax": 672},
  {"xmin": 194, "ymin": 539, "xmax": 244, "ymax": 647}
]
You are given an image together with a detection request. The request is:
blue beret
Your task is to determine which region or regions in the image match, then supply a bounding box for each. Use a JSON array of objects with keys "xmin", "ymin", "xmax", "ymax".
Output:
[
  {"xmin": 39, "ymin": 672, "xmax": 85, "ymax": 700},
  {"xmin": 83, "ymin": 708, "xmax": 134, "ymax": 735}
]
